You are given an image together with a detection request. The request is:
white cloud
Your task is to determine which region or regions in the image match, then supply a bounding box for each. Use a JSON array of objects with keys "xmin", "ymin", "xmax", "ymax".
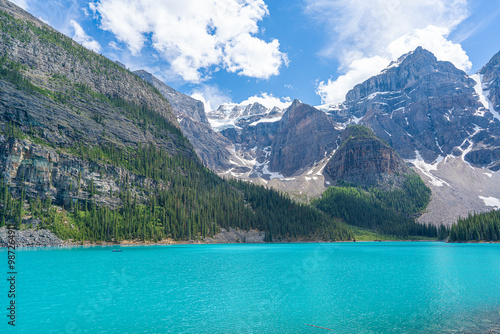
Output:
[
  {"xmin": 191, "ymin": 85, "xmax": 232, "ymax": 112},
  {"xmin": 239, "ymin": 93, "xmax": 292, "ymax": 110},
  {"xmin": 90, "ymin": 0, "xmax": 287, "ymax": 83},
  {"xmin": 9, "ymin": 0, "xmax": 28, "ymax": 10},
  {"xmin": 305, "ymin": 0, "xmax": 471, "ymax": 104},
  {"xmin": 317, "ymin": 56, "xmax": 390, "ymax": 104},
  {"xmin": 223, "ymin": 36, "xmax": 288, "ymax": 79},
  {"xmin": 108, "ymin": 41, "xmax": 122, "ymax": 50},
  {"xmin": 70, "ymin": 20, "xmax": 102, "ymax": 53},
  {"xmin": 387, "ymin": 25, "xmax": 471, "ymax": 71}
]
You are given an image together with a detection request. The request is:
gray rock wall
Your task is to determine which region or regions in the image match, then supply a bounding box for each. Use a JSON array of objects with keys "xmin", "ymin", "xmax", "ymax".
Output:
[{"xmin": 0, "ymin": 137, "xmax": 164, "ymax": 207}]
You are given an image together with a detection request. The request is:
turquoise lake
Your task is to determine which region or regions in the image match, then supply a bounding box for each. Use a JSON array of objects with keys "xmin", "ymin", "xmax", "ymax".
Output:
[{"xmin": 1, "ymin": 242, "xmax": 500, "ymax": 333}]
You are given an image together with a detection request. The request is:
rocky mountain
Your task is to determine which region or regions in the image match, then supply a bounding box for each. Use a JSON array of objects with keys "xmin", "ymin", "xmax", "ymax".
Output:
[
  {"xmin": 324, "ymin": 125, "xmax": 410, "ymax": 190},
  {"xmin": 322, "ymin": 47, "xmax": 500, "ymax": 170},
  {"xmin": 207, "ymin": 101, "xmax": 285, "ymax": 132},
  {"xmin": 206, "ymin": 101, "xmax": 286, "ymax": 179},
  {"xmin": 133, "ymin": 70, "xmax": 233, "ymax": 171},
  {"xmin": 211, "ymin": 47, "xmax": 500, "ymax": 224},
  {"xmin": 0, "ymin": 0, "xmax": 356, "ymax": 244},
  {"xmin": 269, "ymin": 100, "xmax": 339, "ymax": 176},
  {"xmin": 319, "ymin": 47, "xmax": 500, "ymax": 225},
  {"xmin": 210, "ymin": 99, "xmax": 340, "ymax": 184}
]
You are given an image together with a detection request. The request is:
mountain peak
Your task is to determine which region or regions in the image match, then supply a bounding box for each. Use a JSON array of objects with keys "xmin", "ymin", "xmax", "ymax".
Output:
[
  {"xmin": 401, "ymin": 46, "xmax": 437, "ymax": 65},
  {"xmin": 383, "ymin": 47, "xmax": 438, "ymax": 73}
]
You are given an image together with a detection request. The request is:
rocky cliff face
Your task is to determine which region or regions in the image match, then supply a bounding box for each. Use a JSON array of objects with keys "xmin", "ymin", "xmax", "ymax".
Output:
[
  {"xmin": 178, "ymin": 117, "xmax": 233, "ymax": 172},
  {"xmin": 324, "ymin": 47, "xmax": 494, "ymax": 165},
  {"xmin": 269, "ymin": 100, "xmax": 340, "ymax": 176},
  {"xmin": 472, "ymin": 51, "xmax": 500, "ymax": 171},
  {"xmin": 133, "ymin": 70, "xmax": 233, "ymax": 171},
  {"xmin": 0, "ymin": 137, "xmax": 163, "ymax": 207},
  {"xmin": 324, "ymin": 125, "xmax": 410, "ymax": 190},
  {"xmin": 480, "ymin": 50, "xmax": 500, "ymax": 114}
]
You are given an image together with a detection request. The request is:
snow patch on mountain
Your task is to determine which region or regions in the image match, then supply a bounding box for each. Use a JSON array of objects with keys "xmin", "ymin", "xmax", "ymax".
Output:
[
  {"xmin": 410, "ymin": 151, "xmax": 450, "ymax": 187},
  {"xmin": 471, "ymin": 73, "xmax": 500, "ymax": 122},
  {"xmin": 207, "ymin": 102, "xmax": 286, "ymax": 132},
  {"xmin": 478, "ymin": 196, "xmax": 500, "ymax": 209},
  {"xmin": 249, "ymin": 116, "xmax": 282, "ymax": 127}
]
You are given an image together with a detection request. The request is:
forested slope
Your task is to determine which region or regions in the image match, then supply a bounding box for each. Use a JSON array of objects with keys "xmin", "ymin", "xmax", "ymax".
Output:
[
  {"xmin": 313, "ymin": 172, "xmax": 447, "ymax": 239},
  {"xmin": 0, "ymin": 1, "xmax": 354, "ymax": 243}
]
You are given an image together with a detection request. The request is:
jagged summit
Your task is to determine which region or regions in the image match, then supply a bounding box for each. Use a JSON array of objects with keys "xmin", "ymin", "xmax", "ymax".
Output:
[
  {"xmin": 383, "ymin": 49, "xmax": 414, "ymax": 71},
  {"xmin": 346, "ymin": 46, "xmax": 464, "ymax": 103},
  {"xmin": 207, "ymin": 100, "xmax": 288, "ymax": 132}
]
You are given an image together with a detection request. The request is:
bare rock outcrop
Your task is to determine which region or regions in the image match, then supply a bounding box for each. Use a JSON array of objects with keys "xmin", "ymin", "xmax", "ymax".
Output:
[
  {"xmin": 269, "ymin": 100, "xmax": 340, "ymax": 176},
  {"xmin": 0, "ymin": 227, "xmax": 64, "ymax": 247},
  {"xmin": 0, "ymin": 137, "xmax": 164, "ymax": 207},
  {"xmin": 325, "ymin": 125, "xmax": 410, "ymax": 190}
]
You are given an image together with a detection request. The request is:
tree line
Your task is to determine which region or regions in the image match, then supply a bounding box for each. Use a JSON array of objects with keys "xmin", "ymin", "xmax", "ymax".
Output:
[{"xmin": 449, "ymin": 210, "xmax": 500, "ymax": 242}]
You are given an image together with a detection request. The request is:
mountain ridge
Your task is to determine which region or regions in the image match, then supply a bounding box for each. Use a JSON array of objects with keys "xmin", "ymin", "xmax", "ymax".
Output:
[{"xmin": 133, "ymin": 69, "xmax": 234, "ymax": 171}]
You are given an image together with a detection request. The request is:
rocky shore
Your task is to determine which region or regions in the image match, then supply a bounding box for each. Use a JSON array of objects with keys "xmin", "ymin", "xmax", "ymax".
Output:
[
  {"xmin": 0, "ymin": 227, "xmax": 267, "ymax": 247},
  {"xmin": 0, "ymin": 226, "xmax": 361, "ymax": 247},
  {"xmin": 0, "ymin": 227, "xmax": 64, "ymax": 247},
  {"xmin": 204, "ymin": 227, "xmax": 265, "ymax": 243}
]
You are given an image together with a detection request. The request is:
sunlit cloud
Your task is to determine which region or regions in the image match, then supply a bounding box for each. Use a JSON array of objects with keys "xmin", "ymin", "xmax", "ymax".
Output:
[
  {"xmin": 70, "ymin": 20, "xmax": 101, "ymax": 53},
  {"xmin": 305, "ymin": 0, "xmax": 471, "ymax": 103},
  {"xmin": 89, "ymin": 0, "xmax": 288, "ymax": 83}
]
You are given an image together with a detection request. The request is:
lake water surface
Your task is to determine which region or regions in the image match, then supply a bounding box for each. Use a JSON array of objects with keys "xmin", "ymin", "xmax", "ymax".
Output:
[{"xmin": 2, "ymin": 242, "xmax": 500, "ymax": 333}]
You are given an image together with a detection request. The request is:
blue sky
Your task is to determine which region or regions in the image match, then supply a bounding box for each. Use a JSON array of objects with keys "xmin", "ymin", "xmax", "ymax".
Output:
[{"xmin": 9, "ymin": 0, "xmax": 500, "ymax": 111}]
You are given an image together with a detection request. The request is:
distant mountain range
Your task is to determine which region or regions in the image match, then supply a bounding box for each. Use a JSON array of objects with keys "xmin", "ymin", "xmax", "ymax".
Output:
[{"xmin": 141, "ymin": 46, "xmax": 500, "ymax": 225}]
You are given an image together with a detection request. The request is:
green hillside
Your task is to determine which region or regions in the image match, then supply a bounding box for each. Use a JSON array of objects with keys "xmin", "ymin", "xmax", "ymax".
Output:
[{"xmin": 313, "ymin": 174, "xmax": 446, "ymax": 239}]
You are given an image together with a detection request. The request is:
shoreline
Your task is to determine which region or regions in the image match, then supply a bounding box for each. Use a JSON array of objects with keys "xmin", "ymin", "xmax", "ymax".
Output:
[
  {"xmin": 1, "ymin": 227, "xmax": 499, "ymax": 248},
  {"xmin": 3, "ymin": 239, "xmax": 500, "ymax": 249}
]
